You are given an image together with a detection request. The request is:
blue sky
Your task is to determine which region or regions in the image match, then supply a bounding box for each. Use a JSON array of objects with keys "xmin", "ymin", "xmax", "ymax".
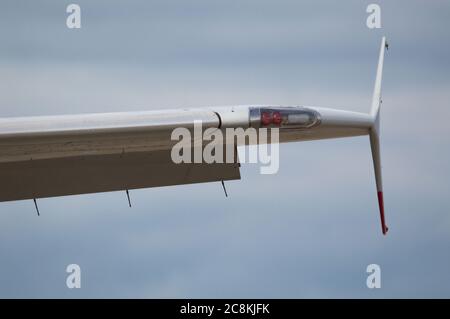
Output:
[{"xmin": 0, "ymin": 0, "xmax": 450, "ymax": 298}]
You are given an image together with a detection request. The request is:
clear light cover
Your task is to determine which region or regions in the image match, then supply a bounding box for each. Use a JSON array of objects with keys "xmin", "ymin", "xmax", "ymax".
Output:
[{"xmin": 250, "ymin": 107, "xmax": 321, "ymax": 129}]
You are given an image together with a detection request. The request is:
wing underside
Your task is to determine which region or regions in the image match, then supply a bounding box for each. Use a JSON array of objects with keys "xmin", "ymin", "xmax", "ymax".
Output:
[{"xmin": 0, "ymin": 148, "xmax": 240, "ymax": 202}]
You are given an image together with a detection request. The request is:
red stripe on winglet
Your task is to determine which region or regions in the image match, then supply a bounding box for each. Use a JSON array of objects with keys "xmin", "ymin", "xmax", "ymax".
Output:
[{"xmin": 377, "ymin": 191, "xmax": 389, "ymax": 235}]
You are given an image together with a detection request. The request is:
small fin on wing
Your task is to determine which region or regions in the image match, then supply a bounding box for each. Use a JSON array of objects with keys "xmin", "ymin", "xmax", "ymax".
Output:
[{"xmin": 369, "ymin": 36, "xmax": 389, "ymax": 235}]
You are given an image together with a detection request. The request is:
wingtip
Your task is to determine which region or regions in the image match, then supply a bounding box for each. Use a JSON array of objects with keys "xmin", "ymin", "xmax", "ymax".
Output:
[{"xmin": 377, "ymin": 191, "xmax": 389, "ymax": 235}]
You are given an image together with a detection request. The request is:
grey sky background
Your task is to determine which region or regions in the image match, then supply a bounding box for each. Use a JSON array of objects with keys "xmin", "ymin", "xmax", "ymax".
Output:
[{"xmin": 0, "ymin": 0, "xmax": 449, "ymax": 298}]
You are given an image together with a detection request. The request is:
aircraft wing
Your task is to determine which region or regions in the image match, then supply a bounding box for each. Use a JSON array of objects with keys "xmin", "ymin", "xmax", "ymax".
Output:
[
  {"xmin": 0, "ymin": 37, "xmax": 389, "ymax": 235},
  {"xmin": 0, "ymin": 109, "xmax": 240, "ymax": 201}
]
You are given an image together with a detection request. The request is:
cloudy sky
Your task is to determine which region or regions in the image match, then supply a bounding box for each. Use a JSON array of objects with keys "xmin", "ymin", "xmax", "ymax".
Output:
[{"xmin": 0, "ymin": 0, "xmax": 449, "ymax": 298}]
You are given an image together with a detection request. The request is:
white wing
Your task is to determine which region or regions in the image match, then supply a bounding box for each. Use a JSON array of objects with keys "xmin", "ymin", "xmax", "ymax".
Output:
[
  {"xmin": 0, "ymin": 109, "xmax": 240, "ymax": 201},
  {"xmin": 0, "ymin": 37, "xmax": 389, "ymax": 235}
]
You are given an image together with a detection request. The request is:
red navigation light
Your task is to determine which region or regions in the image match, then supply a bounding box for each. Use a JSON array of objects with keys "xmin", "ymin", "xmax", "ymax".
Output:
[
  {"xmin": 272, "ymin": 111, "xmax": 282, "ymax": 125},
  {"xmin": 261, "ymin": 111, "xmax": 272, "ymax": 126}
]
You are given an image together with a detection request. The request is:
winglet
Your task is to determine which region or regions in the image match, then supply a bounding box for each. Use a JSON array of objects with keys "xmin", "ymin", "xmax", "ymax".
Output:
[{"xmin": 370, "ymin": 37, "xmax": 389, "ymax": 235}]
